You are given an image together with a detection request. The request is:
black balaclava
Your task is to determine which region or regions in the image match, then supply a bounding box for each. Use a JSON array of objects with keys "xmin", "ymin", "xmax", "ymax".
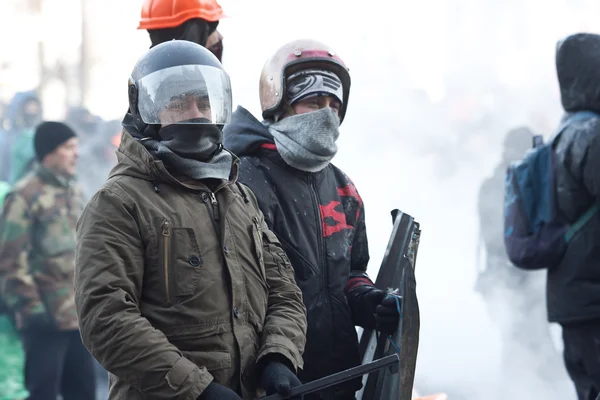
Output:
[
  {"xmin": 128, "ymin": 119, "xmax": 233, "ymax": 182},
  {"xmin": 148, "ymin": 19, "xmax": 218, "ymax": 49}
]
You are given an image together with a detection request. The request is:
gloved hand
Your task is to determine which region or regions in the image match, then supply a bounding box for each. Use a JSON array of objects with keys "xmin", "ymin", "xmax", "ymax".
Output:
[
  {"xmin": 349, "ymin": 287, "xmax": 400, "ymax": 333},
  {"xmin": 375, "ymin": 294, "xmax": 401, "ymax": 334},
  {"xmin": 260, "ymin": 356, "xmax": 302, "ymax": 396},
  {"xmin": 198, "ymin": 382, "xmax": 242, "ymax": 400}
]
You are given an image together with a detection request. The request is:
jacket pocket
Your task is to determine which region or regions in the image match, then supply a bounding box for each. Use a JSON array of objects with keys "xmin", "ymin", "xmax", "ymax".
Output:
[
  {"xmin": 158, "ymin": 221, "xmax": 203, "ymax": 305},
  {"xmin": 251, "ymin": 216, "xmax": 269, "ymax": 291},
  {"xmin": 183, "ymin": 350, "xmax": 232, "ymax": 372},
  {"xmin": 260, "ymin": 226, "xmax": 297, "ymax": 280}
]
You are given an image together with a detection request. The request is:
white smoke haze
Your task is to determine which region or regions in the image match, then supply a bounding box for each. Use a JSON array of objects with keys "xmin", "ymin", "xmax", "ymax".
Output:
[{"xmin": 2, "ymin": 0, "xmax": 599, "ymax": 398}]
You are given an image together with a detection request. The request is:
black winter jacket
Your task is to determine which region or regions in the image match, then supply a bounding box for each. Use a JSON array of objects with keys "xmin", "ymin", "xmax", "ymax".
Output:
[
  {"xmin": 223, "ymin": 106, "xmax": 374, "ymax": 396},
  {"xmin": 551, "ymin": 33, "xmax": 600, "ymax": 323}
]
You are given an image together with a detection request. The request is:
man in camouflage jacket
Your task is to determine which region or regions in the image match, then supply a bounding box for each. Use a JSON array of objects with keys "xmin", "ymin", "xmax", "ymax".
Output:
[{"xmin": 0, "ymin": 121, "xmax": 95, "ymax": 400}]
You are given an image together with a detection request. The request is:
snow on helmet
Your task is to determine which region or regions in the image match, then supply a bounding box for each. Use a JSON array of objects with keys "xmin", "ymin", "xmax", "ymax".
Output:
[
  {"xmin": 259, "ymin": 39, "xmax": 351, "ymax": 124},
  {"xmin": 127, "ymin": 40, "xmax": 232, "ymax": 130},
  {"xmin": 138, "ymin": 0, "xmax": 225, "ymax": 30}
]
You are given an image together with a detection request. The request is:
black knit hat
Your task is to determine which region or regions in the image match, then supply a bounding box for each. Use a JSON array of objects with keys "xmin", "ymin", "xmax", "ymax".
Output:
[{"xmin": 34, "ymin": 121, "xmax": 77, "ymax": 162}]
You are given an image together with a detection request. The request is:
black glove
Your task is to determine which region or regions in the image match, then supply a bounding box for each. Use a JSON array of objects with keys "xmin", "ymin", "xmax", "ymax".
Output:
[
  {"xmin": 375, "ymin": 294, "xmax": 401, "ymax": 334},
  {"xmin": 22, "ymin": 312, "xmax": 56, "ymax": 332},
  {"xmin": 198, "ymin": 382, "xmax": 242, "ymax": 400},
  {"xmin": 260, "ymin": 356, "xmax": 302, "ymax": 396},
  {"xmin": 348, "ymin": 286, "xmax": 400, "ymax": 333}
]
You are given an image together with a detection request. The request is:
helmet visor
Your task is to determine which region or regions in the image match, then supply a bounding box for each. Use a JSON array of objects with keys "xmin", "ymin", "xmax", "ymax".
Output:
[{"xmin": 136, "ymin": 65, "xmax": 232, "ymax": 125}]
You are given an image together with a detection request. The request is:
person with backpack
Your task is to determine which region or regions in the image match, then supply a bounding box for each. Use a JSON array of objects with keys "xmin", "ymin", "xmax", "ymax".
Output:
[
  {"xmin": 223, "ymin": 39, "xmax": 401, "ymax": 399},
  {"xmin": 479, "ymin": 127, "xmax": 565, "ymax": 397},
  {"xmin": 504, "ymin": 33, "xmax": 600, "ymax": 400}
]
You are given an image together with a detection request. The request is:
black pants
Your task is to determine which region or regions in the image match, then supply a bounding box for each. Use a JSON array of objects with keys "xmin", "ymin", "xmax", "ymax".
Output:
[
  {"xmin": 21, "ymin": 329, "xmax": 96, "ymax": 400},
  {"xmin": 562, "ymin": 320, "xmax": 600, "ymax": 400}
]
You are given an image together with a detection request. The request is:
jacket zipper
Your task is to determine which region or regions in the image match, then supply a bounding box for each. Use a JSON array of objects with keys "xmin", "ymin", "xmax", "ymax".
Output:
[
  {"xmin": 207, "ymin": 183, "xmax": 244, "ymax": 386},
  {"xmin": 202, "ymin": 192, "xmax": 220, "ymax": 238},
  {"xmin": 209, "ymin": 192, "xmax": 220, "ymax": 224},
  {"xmin": 162, "ymin": 221, "xmax": 171, "ymax": 303},
  {"xmin": 309, "ymin": 175, "xmax": 333, "ymax": 336},
  {"xmin": 253, "ymin": 216, "xmax": 262, "ymax": 240},
  {"xmin": 253, "ymin": 217, "xmax": 264, "ymax": 265},
  {"xmin": 206, "ymin": 181, "xmax": 232, "ymax": 237}
]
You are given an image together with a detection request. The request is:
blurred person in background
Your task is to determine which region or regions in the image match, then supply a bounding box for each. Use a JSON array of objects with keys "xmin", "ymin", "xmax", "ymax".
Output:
[
  {"xmin": 65, "ymin": 106, "xmax": 112, "ymax": 397},
  {"xmin": 138, "ymin": 0, "xmax": 226, "ymax": 61},
  {"xmin": 0, "ymin": 180, "xmax": 28, "ymax": 400},
  {"xmin": 0, "ymin": 91, "xmax": 42, "ymax": 185},
  {"xmin": 65, "ymin": 106, "xmax": 116, "ymax": 400},
  {"xmin": 477, "ymin": 127, "xmax": 534, "ymax": 294},
  {"xmin": 224, "ymin": 39, "xmax": 401, "ymax": 399},
  {"xmin": 0, "ymin": 121, "xmax": 95, "ymax": 400},
  {"xmin": 66, "ymin": 106, "xmax": 119, "ymax": 200},
  {"xmin": 477, "ymin": 126, "xmax": 565, "ymax": 398}
]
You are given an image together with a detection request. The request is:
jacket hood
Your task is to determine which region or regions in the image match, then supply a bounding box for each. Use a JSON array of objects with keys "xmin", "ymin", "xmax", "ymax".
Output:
[
  {"xmin": 109, "ymin": 128, "xmax": 157, "ymax": 182},
  {"xmin": 6, "ymin": 90, "xmax": 41, "ymax": 129},
  {"xmin": 556, "ymin": 33, "xmax": 600, "ymax": 113},
  {"xmin": 223, "ymin": 106, "xmax": 274, "ymax": 157}
]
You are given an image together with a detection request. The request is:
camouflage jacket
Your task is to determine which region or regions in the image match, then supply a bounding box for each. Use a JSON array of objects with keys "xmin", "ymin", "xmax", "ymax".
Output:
[{"xmin": 0, "ymin": 165, "xmax": 84, "ymax": 331}]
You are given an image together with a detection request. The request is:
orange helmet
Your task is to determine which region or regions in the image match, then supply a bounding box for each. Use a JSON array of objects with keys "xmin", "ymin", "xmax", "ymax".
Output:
[
  {"xmin": 138, "ymin": 0, "xmax": 225, "ymax": 30},
  {"xmin": 259, "ymin": 39, "xmax": 351, "ymax": 124}
]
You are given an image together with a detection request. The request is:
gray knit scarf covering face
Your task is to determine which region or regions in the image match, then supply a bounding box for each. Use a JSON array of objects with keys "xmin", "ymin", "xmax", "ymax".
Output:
[
  {"xmin": 267, "ymin": 107, "xmax": 340, "ymax": 173},
  {"xmin": 140, "ymin": 122, "xmax": 233, "ymax": 181}
]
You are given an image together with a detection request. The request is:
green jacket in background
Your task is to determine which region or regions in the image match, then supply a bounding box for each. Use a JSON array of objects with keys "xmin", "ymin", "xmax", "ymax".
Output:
[
  {"xmin": 0, "ymin": 180, "xmax": 27, "ymax": 400},
  {"xmin": 0, "ymin": 182, "xmax": 10, "ymax": 206},
  {"xmin": 8, "ymin": 128, "xmax": 36, "ymax": 185}
]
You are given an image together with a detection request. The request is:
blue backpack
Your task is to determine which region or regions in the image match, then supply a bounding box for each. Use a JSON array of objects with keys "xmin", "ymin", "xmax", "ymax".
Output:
[{"xmin": 503, "ymin": 111, "xmax": 600, "ymax": 270}]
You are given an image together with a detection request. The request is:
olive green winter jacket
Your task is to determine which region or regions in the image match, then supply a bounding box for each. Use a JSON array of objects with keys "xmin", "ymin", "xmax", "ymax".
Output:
[{"xmin": 74, "ymin": 130, "xmax": 307, "ymax": 400}]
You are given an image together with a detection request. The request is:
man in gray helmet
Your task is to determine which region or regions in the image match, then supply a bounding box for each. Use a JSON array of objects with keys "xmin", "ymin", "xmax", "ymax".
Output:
[{"xmin": 74, "ymin": 40, "xmax": 307, "ymax": 400}]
